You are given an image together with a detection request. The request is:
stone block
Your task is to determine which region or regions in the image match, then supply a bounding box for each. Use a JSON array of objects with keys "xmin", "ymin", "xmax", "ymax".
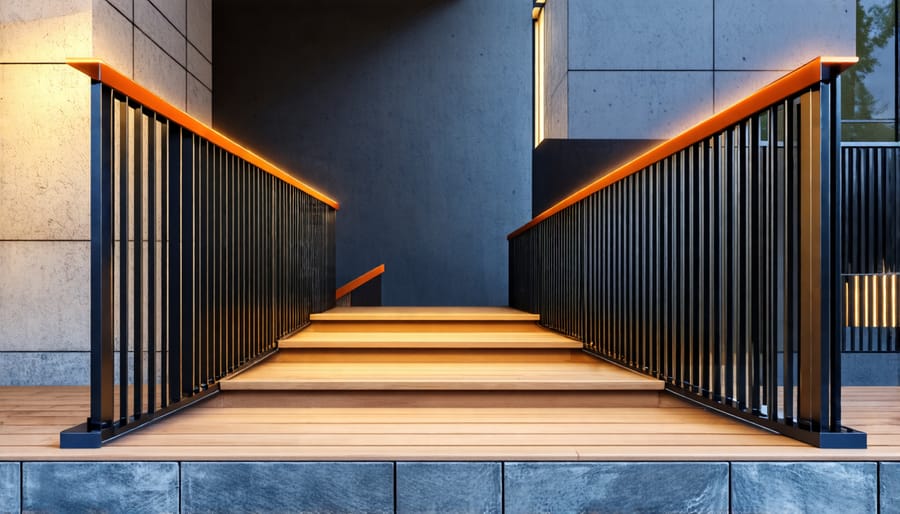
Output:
[
  {"xmin": 396, "ymin": 462, "xmax": 501, "ymax": 514},
  {"xmin": 187, "ymin": 74, "xmax": 212, "ymax": 126},
  {"xmin": 149, "ymin": 0, "xmax": 185, "ymax": 34},
  {"xmin": 731, "ymin": 462, "xmax": 876, "ymax": 513},
  {"xmin": 181, "ymin": 462, "xmax": 393, "ymax": 513},
  {"xmin": 186, "ymin": 0, "xmax": 211, "ymax": 60},
  {"xmin": 568, "ymin": 70, "xmax": 713, "ymax": 139},
  {"xmin": 93, "ymin": 0, "xmax": 134, "ymax": 76},
  {"xmin": 135, "ymin": 0, "xmax": 186, "ymax": 66},
  {"xmin": 135, "ymin": 29, "xmax": 187, "ymax": 111},
  {"xmin": 505, "ymin": 462, "xmax": 728, "ymax": 514},
  {"xmin": 0, "ymin": 241, "xmax": 90, "ymax": 352},
  {"xmin": 0, "ymin": 0, "xmax": 91, "ymax": 62},
  {"xmin": 0, "ymin": 463, "xmax": 19, "ymax": 514},
  {"xmin": 0, "ymin": 352, "xmax": 90, "ymax": 385},
  {"xmin": 188, "ymin": 43, "xmax": 212, "ymax": 89},
  {"xmin": 0, "ymin": 64, "xmax": 91, "ymax": 240},
  {"xmin": 881, "ymin": 462, "xmax": 900, "ymax": 514},
  {"xmin": 715, "ymin": 0, "xmax": 855, "ymax": 70},
  {"xmin": 569, "ymin": 0, "xmax": 713, "ymax": 70},
  {"xmin": 23, "ymin": 462, "xmax": 178, "ymax": 513}
]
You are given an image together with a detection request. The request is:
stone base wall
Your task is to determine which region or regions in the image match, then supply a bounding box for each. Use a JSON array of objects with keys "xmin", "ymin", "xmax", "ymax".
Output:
[{"xmin": 1, "ymin": 461, "xmax": 897, "ymax": 513}]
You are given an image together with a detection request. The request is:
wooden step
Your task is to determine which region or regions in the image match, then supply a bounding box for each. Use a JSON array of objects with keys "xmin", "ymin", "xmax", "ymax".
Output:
[
  {"xmin": 278, "ymin": 329, "xmax": 582, "ymax": 349},
  {"xmin": 220, "ymin": 357, "xmax": 664, "ymax": 391},
  {"xmin": 309, "ymin": 306, "xmax": 540, "ymax": 322}
]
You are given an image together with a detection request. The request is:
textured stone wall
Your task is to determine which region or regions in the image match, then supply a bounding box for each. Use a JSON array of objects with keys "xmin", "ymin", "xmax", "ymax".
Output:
[
  {"xmin": 0, "ymin": 460, "xmax": 896, "ymax": 513},
  {"xmin": 0, "ymin": 0, "xmax": 211, "ymax": 385},
  {"xmin": 539, "ymin": 0, "xmax": 856, "ymax": 140}
]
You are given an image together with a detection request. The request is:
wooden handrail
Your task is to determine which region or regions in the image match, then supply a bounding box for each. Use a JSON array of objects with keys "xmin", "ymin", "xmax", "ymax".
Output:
[
  {"xmin": 509, "ymin": 55, "xmax": 857, "ymax": 239},
  {"xmin": 67, "ymin": 58, "xmax": 339, "ymax": 209},
  {"xmin": 336, "ymin": 264, "xmax": 386, "ymax": 299}
]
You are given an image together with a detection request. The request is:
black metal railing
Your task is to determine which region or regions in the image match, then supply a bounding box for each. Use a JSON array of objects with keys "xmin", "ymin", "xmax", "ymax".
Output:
[
  {"xmin": 509, "ymin": 57, "xmax": 866, "ymax": 448},
  {"xmin": 842, "ymin": 143, "xmax": 900, "ymax": 352},
  {"xmin": 61, "ymin": 61, "xmax": 336, "ymax": 447}
]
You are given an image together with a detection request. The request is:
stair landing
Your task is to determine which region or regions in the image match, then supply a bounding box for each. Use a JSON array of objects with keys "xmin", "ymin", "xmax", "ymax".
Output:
[{"xmin": 221, "ymin": 306, "xmax": 663, "ymax": 407}]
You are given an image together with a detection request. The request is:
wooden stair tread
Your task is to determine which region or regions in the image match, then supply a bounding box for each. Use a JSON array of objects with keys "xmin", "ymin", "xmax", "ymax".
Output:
[
  {"xmin": 278, "ymin": 330, "xmax": 582, "ymax": 349},
  {"xmin": 221, "ymin": 360, "xmax": 664, "ymax": 391},
  {"xmin": 310, "ymin": 306, "xmax": 540, "ymax": 322}
]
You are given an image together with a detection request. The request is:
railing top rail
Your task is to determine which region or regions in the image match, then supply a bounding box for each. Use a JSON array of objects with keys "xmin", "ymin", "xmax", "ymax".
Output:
[
  {"xmin": 336, "ymin": 264, "xmax": 386, "ymax": 299},
  {"xmin": 68, "ymin": 58, "xmax": 340, "ymax": 209},
  {"xmin": 508, "ymin": 55, "xmax": 857, "ymax": 239}
]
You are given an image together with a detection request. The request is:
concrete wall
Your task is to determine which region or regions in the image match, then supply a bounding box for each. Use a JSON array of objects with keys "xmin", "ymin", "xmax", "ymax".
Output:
[
  {"xmin": 2, "ymin": 460, "xmax": 897, "ymax": 512},
  {"xmin": 540, "ymin": 0, "xmax": 856, "ymax": 140},
  {"xmin": 0, "ymin": 0, "xmax": 211, "ymax": 384},
  {"xmin": 213, "ymin": 0, "xmax": 533, "ymax": 306}
]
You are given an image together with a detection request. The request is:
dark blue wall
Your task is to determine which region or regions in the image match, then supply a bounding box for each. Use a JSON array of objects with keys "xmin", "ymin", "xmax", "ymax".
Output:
[{"xmin": 213, "ymin": 0, "xmax": 532, "ymax": 305}]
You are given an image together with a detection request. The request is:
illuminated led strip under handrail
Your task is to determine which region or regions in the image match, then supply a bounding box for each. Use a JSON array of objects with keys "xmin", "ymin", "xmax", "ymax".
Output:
[
  {"xmin": 67, "ymin": 58, "xmax": 339, "ymax": 210},
  {"xmin": 509, "ymin": 55, "xmax": 858, "ymax": 239},
  {"xmin": 336, "ymin": 264, "xmax": 386, "ymax": 300}
]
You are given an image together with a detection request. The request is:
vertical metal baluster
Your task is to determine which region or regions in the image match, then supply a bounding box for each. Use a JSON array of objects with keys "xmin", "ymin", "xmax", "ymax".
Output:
[
  {"xmin": 133, "ymin": 105, "xmax": 143, "ymax": 418},
  {"xmin": 118, "ymin": 97, "xmax": 129, "ymax": 423},
  {"xmin": 147, "ymin": 111, "xmax": 157, "ymax": 414},
  {"xmin": 181, "ymin": 132, "xmax": 194, "ymax": 398},
  {"xmin": 159, "ymin": 118, "xmax": 169, "ymax": 409}
]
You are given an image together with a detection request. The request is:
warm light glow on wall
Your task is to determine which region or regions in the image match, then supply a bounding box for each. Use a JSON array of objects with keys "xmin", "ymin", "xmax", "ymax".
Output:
[
  {"xmin": 845, "ymin": 273, "xmax": 899, "ymax": 327},
  {"xmin": 534, "ymin": 6, "xmax": 546, "ymax": 147}
]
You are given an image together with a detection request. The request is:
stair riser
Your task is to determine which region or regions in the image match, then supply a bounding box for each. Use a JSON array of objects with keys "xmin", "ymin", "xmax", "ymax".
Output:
[
  {"xmin": 269, "ymin": 349, "xmax": 594, "ymax": 363},
  {"xmin": 214, "ymin": 390, "xmax": 663, "ymax": 409},
  {"xmin": 298, "ymin": 321, "xmax": 547, "ymax": 333}
]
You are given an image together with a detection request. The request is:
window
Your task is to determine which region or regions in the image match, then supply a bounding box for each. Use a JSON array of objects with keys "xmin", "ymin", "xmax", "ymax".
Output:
[{"xmin": 842, "ymin": 0, "xmax": 897, "ymax": 141}]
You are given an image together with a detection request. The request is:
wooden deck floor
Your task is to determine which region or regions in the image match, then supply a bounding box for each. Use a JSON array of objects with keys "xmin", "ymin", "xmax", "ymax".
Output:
[{"xmin": 1, "ymin": 386, "xmax": 898, "ymax": 461}]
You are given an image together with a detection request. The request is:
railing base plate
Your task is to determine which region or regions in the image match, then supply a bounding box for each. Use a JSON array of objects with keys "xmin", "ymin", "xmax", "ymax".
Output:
[{"xmin": 59, "ymin": 424, "xmax": 103, "ymax": 449}]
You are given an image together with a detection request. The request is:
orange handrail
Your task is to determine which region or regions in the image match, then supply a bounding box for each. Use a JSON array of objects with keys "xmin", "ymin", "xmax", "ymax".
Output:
[
  {"xmin": 336, "ymin": 264, "xmax": 386, "ymax": 299},
  {"xmin": 509, "ymin": 55, "xmax": 857, "ymax": 239},
  {"xmin": 67, "ymin": 58, "xmax": 339, "ymax": 210}
]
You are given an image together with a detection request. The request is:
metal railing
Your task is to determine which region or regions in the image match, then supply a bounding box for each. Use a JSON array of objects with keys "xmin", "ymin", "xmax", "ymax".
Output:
[
  {"xmin": 60, "ymin": 60, "xmax": 337, "ymax": 448},
  {"xmin": 842, "ymin": 143, "xmax": 900, "ymax": 352},
  {"xmin": 509, "ymin": 56, "xmax": 866, "ymax": 448}
]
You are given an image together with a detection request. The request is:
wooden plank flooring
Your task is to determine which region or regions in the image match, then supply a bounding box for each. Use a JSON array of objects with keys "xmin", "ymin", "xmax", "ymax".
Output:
[
  {"xmin": 1, "ymin": 386, "xmax": 898, "ymax": 461},
  {"xmin": 310, "ymin": 306, "xmax": 540, "ymax": 321}
]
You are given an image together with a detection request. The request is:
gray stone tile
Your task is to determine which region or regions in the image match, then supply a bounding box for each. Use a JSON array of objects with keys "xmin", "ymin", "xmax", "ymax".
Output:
[
  {"xmin": 93, "ymin": 0, "xmax": 134, "ymax": 76},
  {"xmin": 568, "ymin": 70, "xmax": 713, "ymax": 139},
  {"xmin": 732, "ymin": 462, "xmax": 876, "ymax": 514},
  {"xmin": 0, "ymin": 352, "xmax": 89, "ymax": 385},
  {"xmin": 134, "ymin": 29, "xmax": 187, "ymax": 111},
  {"xmin": 714, "ymin": 70, "xmax": 786, "ymax": 113},
  {"xmin": 0, "ymin": 241, "xmax": 90, "ymax": 352},
  {"xmin": 186, "ymin": 0, "xmax": 211, "ymax": 60},
  {"xmin": 505, "ymin": 462, "xmax": 728, "ymax": 514},
  {"xmin": 397, "ymin": 462, "xmax": 501, "ymax": 514},
  {"xmin": 881, "ymin": 462, "xmax": 900, "ymax": 514},
  {"xmin": 23, "ymin": 462, "xmax": 178, "ymax": 513},
  {"xmin": 0, "ymin": 65, "xmax": 91, "ymax": 240},
  {"xmin": 0, "ymin": 0, "xmax": 92, "ymax": 62},
  {"xmin": 569, "ymin": 0, "xmax": 712, "ymax": 70},
  {"xmin": 181, "ymin": 462, "xmax": 393, "ymax": 513},
  {"xmin": 135, "ymin": 0, "xmax": 186, "ymax": 66},
  {"xmin": 102, "ymin": 0, "xmax": 133, "ymax": 20},
  {"xmin": 547, "ymin": 75, "xmax": 568, "ymax": 139},
  {"xmin": 187, "ymin": 73, "xmax": 212, "ymax": 126},
  {"xmin": 149, "ymin": 0, "xmax": 185, "ymax": 34},
  {"xmin": 188, "ymin": 43, "xmax": 212, "ymax": 89},
  {"xmin": 0, "ymin": 463, "xmax": 19, "ymax": 514},
  {"xmin": 715, "ymin": 0, "xmax": 855, "ymax": 70}
]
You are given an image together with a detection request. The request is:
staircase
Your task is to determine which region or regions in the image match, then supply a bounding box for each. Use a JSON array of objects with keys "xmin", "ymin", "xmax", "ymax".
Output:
[{"xmin": 219, "ymin": 307, "xmax": 664, "ymax": 408}]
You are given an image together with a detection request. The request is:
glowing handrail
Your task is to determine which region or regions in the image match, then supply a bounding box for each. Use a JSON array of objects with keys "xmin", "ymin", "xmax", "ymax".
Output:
[
  {"xmin": 509, "ymin": 55, "xmax": 857, "ymax": 239},
  {"xmin": 67, "ymin": 58, "xmax": 339, "ymax": 209}
]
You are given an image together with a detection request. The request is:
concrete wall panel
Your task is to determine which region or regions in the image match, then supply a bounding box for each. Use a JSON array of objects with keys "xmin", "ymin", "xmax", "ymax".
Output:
[
  {"xmin": 568, "ymin": 70, "xmax": 713, "ymax": 139},
  {"xmin": 569, "ymin": 0, "xmax": 713, "ymax": 70},
  {"xmin": 0, "ymin": 65, "xmax": 91, "ymax": 240},
  {"xmin": 715, "ymin": 0, "xmax": 855, "ymax": 71},
  {"xmin": 0, "ymin": 241, "xmax": 90, "ymax": 352},
  {"xmin": 135, "ymin": 30, "xmax": 187, "ymax": 111},
  {"xmin": 714, "ymin": 70, "xmax": 786, "ymax": 113},
  {"xmin": 0, "ymin": 0, "xmax": 91, "ymax": 62},
  {"xmin": 135, "ymin": 0, "xmax": 185, "ymax": 66},
  {"xmin": 93, "ymin": 0, "xmax": 134, "ymax": 76}
]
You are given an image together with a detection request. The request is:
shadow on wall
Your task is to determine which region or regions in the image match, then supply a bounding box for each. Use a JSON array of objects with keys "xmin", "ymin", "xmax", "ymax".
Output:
[{"xmin": 214, "ymin": 0, "xmax": 532, "ymax": 306}]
